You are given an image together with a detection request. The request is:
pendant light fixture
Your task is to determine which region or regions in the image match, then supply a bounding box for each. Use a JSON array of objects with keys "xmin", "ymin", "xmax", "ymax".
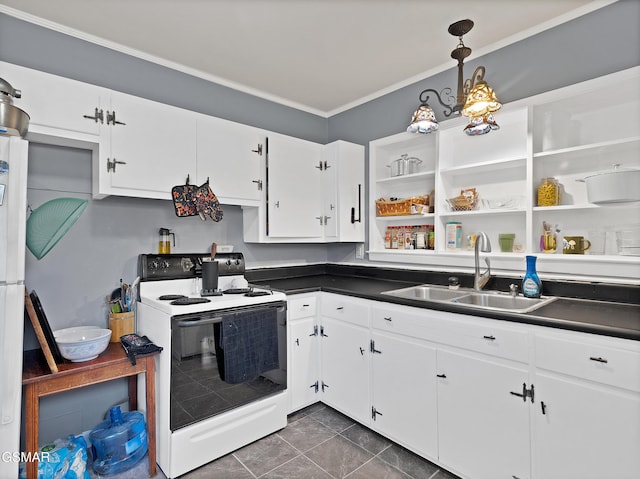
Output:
[{"xmin": 407, "ymin": 19, "xmax": 502, "ymax": 136}]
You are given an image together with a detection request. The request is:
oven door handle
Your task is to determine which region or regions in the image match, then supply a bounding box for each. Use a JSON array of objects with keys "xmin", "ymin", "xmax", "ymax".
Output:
[{"xmin": 176, "ymin": 317, "xmax": 223, "ymax": 327}]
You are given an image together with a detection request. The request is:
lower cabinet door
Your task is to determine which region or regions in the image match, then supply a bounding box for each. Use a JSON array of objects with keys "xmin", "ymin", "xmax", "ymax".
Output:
[
  {"xmin": 437, "ymin": 349, "xmax": 531, "ymax": 479},
  {"xmin": 370, "ymin": 331, "xmax": 438, "ymax": 460},
  {"xmin": 289, "ymin": 317, "xmax": 320, "ymax": 412},
  {"xmin": 534, "ymin": 373, "xmax": 640, "ymax": 479},
  {"xmin": 320, "ymin": 316, "xmax": 370, "ymax": 425}
]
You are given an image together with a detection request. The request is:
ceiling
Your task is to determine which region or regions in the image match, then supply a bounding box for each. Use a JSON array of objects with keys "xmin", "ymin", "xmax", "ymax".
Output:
[{"xmin": 0, "ymin": 0, "xmax": 611, "ymax": 116}]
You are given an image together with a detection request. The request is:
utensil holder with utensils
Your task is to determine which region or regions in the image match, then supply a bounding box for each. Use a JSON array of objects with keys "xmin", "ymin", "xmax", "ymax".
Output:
[{"xmin": 109, "ymin": 311, "xmax": 135, "ymax": 342}]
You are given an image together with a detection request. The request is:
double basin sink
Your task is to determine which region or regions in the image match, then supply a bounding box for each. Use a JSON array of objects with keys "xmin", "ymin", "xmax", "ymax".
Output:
[{"xmin": 382, "ymin": 284, "xmax": 557, "ymax": 314}]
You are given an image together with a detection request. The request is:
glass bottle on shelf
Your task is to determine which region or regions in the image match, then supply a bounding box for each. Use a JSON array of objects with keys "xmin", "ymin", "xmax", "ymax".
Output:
[{"xmin": 537, "ymin": 178, "xmax": 560, "ymax": 206}]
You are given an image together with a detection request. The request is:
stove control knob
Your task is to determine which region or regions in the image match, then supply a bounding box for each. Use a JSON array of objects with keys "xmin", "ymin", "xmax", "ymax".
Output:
[
  {"xmin": 226, "ymin": 259, "xmax": 232, "ymax": 266},
  {"xmin": 161, "ymin": 260, "xmax": 170, "ymax": 270},
  {"xmin": 235, "ymin": 259, "xmax": 241, "ymax": 266}
]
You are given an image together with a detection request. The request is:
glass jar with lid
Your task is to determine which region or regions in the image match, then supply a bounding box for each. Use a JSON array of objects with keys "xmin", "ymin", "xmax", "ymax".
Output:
[{"xmin": 537, "ymin": 177, "xmax": 560, "ymax": 206}]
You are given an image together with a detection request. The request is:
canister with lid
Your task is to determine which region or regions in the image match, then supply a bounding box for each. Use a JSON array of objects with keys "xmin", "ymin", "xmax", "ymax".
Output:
[{"xmin": 537, "ymin": 178, "xmax": 560, "ymax": 206}]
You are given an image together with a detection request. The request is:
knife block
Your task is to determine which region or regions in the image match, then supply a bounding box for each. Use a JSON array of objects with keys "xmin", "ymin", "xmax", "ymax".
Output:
[{"xmin": 109, "ymin": 311, "xmax": 135, "ymax": 342}]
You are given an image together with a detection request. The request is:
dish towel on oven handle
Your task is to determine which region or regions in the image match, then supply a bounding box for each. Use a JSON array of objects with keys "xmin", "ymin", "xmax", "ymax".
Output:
[{"xmin": 215, "ymin": 308, "xmax": 279, "ymax": 384}]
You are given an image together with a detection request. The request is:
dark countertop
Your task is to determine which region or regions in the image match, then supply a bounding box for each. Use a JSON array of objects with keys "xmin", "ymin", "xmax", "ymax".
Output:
[{"xmin": 247, "ymin": 265, "xmax": 640, "ymax": 341}]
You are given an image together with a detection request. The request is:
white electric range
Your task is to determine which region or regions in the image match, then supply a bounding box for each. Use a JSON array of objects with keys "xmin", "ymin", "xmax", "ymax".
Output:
[{"xmin": 136, "ymin": 252, "xmax": 288, "ymax": 479}]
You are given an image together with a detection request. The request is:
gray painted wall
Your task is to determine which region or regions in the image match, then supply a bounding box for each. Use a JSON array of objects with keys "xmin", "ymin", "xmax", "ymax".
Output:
[{"xmin": 3, "ymin": 0, "xmax": 638, "ymax": 446}]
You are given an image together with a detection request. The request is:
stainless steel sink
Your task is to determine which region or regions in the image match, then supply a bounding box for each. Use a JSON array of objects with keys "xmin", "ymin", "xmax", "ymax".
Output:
[
  {"xmin": 382, "ymin": 285, "xmax": 470, "ymax": 301},
  {"xmin": 381, "ymin": 284, "xmax": 556, "ymax": 314},
  {"xmin": 450, "ymin": 292, "xmax": 556, "ymax": 313}
]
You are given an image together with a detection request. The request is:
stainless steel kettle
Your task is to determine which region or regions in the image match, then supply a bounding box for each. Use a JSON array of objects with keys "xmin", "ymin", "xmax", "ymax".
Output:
[{"xmin": 0, "ymin": 77, "xmax": 30, "ymax": 137}]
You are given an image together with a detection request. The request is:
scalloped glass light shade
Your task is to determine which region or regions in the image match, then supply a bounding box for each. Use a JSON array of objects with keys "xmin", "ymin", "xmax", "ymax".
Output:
[
  {"xmin": 407, "ymin": 104, "xmax": 439, "ymax": 134},
  {"xmin": 26, "ymin": 197, "xmax": 88, "ymax": 259},
  {"xmin": 461, "ymin": 81, "xmax": 501, "ymax": 118},
  {"xmin": 463, "ymin": 114, "xmax": 500, "ymax": 136}
]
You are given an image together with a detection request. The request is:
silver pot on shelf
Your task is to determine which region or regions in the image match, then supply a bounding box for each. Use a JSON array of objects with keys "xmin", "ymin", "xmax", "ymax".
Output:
[{"xmin": 387, "ymin": 154, "xmax": 422, "ymax": 177}]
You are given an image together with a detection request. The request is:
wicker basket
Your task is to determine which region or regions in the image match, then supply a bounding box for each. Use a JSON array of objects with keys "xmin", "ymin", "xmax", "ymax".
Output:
[
  {"xmin": 376, "ymin": 195, "xmax": 430, "ymax": 216},
  {"xmin": 446, "ymin": 188, "xmax": 478, "ymax": 211}
]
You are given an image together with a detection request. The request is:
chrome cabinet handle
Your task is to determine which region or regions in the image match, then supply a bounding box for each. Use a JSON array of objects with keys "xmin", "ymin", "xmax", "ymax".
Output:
[
  {"xmin": 252, "ymin": 179, "xmax": 263, "ymax": 190},
  {"xmin": 106, "ymin": 110, "xmax": 126, "ymax": 125},
  {"xmin": 106, "ymin": 158, "xmax": 127, "ymax": 173},
  {"xmin": 252, "ymin": 144, "xmax": 263, "ymax": 156},
  {"xmin": 590, "ymin": 356, "xmax": 608, "ymax": 364},
  {"xmin": 83, "ymin": 107, "xmax": 103, "ymax": 123}
]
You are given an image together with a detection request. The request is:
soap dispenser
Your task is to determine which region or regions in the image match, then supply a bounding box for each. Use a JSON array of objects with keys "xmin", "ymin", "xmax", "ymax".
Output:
[{"xmin": 522, "ymin": 255, "xmax": 542, "ymax": 298}]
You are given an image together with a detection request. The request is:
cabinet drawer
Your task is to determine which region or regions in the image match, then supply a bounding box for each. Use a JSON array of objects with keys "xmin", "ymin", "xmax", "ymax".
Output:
[
  {"xmin": 535, "ymin": 334, "xmax": 640, "ymax": 392},
  {"xmin": 288, "ymin": 295, "xmax": 317, "ymax": 320},
  {"xmin": 321, "ymin": 293, "xmax": 369, "ymax": 327},
  {"xmin": 371, "ymin": 303, "xmax": 445, "ymax": 341},
  {"xmin": 440, "ymin": 317, "xmax": 530, "ymax": 363},
  {"xmin": 372, "ymin": 304, "xmax": 529, "ymax": 363}
]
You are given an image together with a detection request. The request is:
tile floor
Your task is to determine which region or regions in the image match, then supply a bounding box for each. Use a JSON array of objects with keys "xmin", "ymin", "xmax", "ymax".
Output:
[{"xmin": 90, "ymin": 403, "xmax": 460, "ymax": 479}]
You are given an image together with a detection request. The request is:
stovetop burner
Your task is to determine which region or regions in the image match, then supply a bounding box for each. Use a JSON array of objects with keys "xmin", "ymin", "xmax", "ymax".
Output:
[
  {"xmin": 245, "ymin": 290, "xmax": 272, "ymax": 297},
  {"xmin": 201, "ymin": 289, "xmax": 223, "ymax": 297},
  {"xmin": 170, "ymin": 297, "xmax": 211, "ymax": 305},
  {"xmin": 159, "ymin": 294, "xmax": 187, "ymax": 301},
  {"xmin": 223, "ymin": 288, "xmax": 253, "ymax": 294}
]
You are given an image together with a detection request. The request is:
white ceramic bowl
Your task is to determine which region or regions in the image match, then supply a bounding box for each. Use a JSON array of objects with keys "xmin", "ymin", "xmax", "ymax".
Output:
[{"xmin": 54, "ymin": 326, "xmax": 112, "ymax": 362}]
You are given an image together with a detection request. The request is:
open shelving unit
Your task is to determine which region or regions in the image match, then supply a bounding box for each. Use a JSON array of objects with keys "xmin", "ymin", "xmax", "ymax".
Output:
[{"xmin": 368, "ymin": 67, "xmax": 640, "ymax": 281}]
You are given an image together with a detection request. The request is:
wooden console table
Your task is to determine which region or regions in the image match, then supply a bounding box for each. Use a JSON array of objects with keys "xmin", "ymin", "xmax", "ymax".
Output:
[{"xmin": 22, "ymin": 343, "xmax": 158, "ymax": 478}]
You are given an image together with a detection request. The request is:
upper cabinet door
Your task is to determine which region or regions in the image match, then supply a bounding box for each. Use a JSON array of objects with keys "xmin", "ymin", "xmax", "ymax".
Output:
[
  {"xmin": 103, "ymin": 91, "xmax": 196, "ymax": 199},
  {"xmin": 267, "ymin": 133, "xmax": 323, "ymax": 238},
  {"xmin": 324, "ymin": 141, "xmax": 365, "ymax": 243},
  {"xmin": 196, "ymin": 116, "xmax": 263, "ymax": 206},
  {"xmin": 1, "ymin": 61, "xmax": 104, "ymax": 138}
]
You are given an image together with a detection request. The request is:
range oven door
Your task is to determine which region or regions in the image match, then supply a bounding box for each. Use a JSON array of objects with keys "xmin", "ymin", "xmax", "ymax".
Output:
[{"xmin": 170, "ymin": 301, "xmax": 287, "ymax": 430}]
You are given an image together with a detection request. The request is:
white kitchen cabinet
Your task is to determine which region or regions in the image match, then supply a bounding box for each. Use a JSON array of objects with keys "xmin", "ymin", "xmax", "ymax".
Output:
[
  {"xmin": 370, "ymin": 330, "xmax": 438, "ymax": 460},
  {"xmin": 243, "ymin": 137, "xmax": 365, "ymax": 243},
  {"xmin": 322, "ymin": 141, "xmax": 365, "ymax": 242},
  {"xmin": 368, "ymin": 67, "xmax": 640, "ymax": 281},
  {"xmin": 267, "ymin": 133, "xmax": 324, "ymax": 238},
  {"xmin": 288, "ymin": 294, "xmax": 320, "ymax": 412},
  {"xmin": 196, "ymin": 115, "xmax": 264, "ymax": 206},
  {"xmin": 319, "ymin": 294, "xmax": 370, "ymax": 425},
  {"xmin": 533, "ymin": 331, "xmax": 640, "ymax": 479},
  {"xmin": 437, "ymin": 349, "xmax": 531, "ymax": 479},
  {"xmin": 1, "ymin": 61, "xmax": 198, "ymax": 200},
  {"xmin": 96, "ymin": 91, "xmax": 197, "ymax": 199},
  {"xmin": 1, "ymin": 61, "xmax": 104, "ymax": 140}
]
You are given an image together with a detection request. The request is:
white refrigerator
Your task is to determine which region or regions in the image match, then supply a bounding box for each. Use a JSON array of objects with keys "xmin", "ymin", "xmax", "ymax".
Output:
[{"xmin": 0, "ymin": 135, "xmax": 28, "ymax": 478}]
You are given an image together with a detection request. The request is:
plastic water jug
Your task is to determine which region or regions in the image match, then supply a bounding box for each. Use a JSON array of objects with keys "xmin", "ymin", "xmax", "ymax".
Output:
[{"xmin": 89, "ymin": 406, "xmax": 148, "ymax": 475}]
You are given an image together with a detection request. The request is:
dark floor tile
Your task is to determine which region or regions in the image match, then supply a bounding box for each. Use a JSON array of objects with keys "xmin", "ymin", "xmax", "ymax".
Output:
[
  {"xmin": 278, "ymin": 415, "xmax": 337, "ymax": 453},
  {"xmin": 309, "ymin": 406, "xmax": 356, "ymax": 433},
  {"xmin": 180, "ymin": 453, "xmax": 253, "ymax": 479},
  {"xmin": 340, "ymin": 423, "xmax": 392, "ymax": 455},
  {"xmin": 345, "ymin": 457, "xmax": 412, "ymax": 479},
  {"xmin": 305, "ymin": 434, "xmax": 373, "ymax": 478},
  {"xmin": 233, "ymin": 434, "xmax": 300, "ymax": 477},
  {"xmin": 377, "ymin": 444, "xmax": 439, "ymax": 479},
  {"xmin": 262, "ymin": 455, "xmax": 334, "ymax": 479}
]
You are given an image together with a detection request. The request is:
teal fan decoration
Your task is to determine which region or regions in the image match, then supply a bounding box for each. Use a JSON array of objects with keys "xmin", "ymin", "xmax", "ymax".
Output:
[{"xmin": 26, "ymin": 197, "xmax": 88, "ymax": 260}]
